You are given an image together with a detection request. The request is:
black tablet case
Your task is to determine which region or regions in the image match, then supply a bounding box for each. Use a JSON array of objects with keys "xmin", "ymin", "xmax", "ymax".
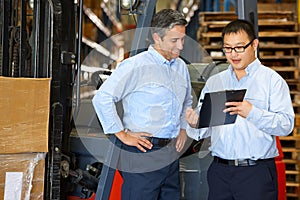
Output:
[{"xmin": 197, "ymin": 89, "xmax": 247, "ymax": 128}]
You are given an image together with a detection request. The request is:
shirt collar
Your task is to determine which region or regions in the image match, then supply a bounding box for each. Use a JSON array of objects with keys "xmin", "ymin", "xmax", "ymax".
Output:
[
  {"xmin": 245, "ymin": 58, "xmax": 260, "ymax": 74},
  {"xmin": 148, "ymin": 45, "xmax": 176, "ymax": 65},
  {"xmin": 229, "ymin": 58, "xmax": 260, "ymax": 76}
]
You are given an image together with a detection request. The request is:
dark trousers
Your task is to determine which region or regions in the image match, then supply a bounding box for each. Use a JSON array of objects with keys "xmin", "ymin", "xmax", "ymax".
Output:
[
  {"xmin": 119, "ymin": 144, "xmax": 180, "ymax": 200},
  {"xmin": 207, "ymin": 158, "xmax": 278, "ymax": 200}
]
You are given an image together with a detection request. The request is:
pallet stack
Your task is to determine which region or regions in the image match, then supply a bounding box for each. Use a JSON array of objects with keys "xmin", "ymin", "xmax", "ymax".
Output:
[{"xmin": 197, "ymin": 5, "xmax": 300, "ymax": 199}]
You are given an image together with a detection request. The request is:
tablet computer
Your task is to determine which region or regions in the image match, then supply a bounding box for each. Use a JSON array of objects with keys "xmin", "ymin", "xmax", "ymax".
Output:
[{"xmin": 197, "ymin": 89, "xmax": 247, "ymax": 128}]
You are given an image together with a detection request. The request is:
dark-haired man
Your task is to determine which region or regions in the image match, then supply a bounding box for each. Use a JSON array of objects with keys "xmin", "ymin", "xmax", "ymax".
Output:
[
  {"xmin": 93, "ymin": 9, "xmax": 192, "ymax": 200},
  {"xmin": 186, "ymin": 19, "xmax": 294, "ymax": 200}
]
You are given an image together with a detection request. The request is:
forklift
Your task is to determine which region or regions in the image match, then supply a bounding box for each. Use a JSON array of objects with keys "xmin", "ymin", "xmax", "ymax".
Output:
[{"xmin": 0, "ymin": 0, "xmax": 286, "ymax": 199}]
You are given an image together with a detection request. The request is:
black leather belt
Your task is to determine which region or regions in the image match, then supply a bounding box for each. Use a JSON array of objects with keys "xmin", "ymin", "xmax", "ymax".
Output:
[
  {"xmin": 213, "ymin": 156, "xmax": 274, "ymax": 167},
  {"xmin": 145, "ymin": 137, "xmax": 172, "ymax": 147}
]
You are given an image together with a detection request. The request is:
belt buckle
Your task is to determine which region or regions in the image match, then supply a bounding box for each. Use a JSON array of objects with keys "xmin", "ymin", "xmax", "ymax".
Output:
[
  {"xmin": 158, "ymin": 139, "xmax": 164, "ymax": 147},
  {"xmin": 149, "ymin": 137, "xmax": 154, "ymax": 143},
  {"xmin": 158, "ymin": 138, "xmax": 171, "ymax": 147},
  {"xmin": 234, "ymin": 159, "xmax": 239, "ymax": 166},
  {"xmin": 144, "ymin": 137, "xmax": 153, "ymax": 143}
]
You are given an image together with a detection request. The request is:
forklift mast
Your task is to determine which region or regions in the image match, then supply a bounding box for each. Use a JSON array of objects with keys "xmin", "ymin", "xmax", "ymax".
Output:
[{"xmin": 0, "ymin": 0, "xmax": 76, "ymax": 199}]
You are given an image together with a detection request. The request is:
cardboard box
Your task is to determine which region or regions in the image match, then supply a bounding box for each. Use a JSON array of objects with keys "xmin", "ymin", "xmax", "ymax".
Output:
[
  {"xmin": 0, "ymin": 153, "xmax": 46, "ymax": 200},
  {"xmin": 0, "ymin": 76, "xmax": 51, "ymax": 153}
]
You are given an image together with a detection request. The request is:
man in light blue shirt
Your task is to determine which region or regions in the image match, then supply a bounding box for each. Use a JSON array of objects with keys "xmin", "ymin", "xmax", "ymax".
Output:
[
  {"xmin": 186, "ymin": 19, "xmax": 294, "ymax": 200},
  {"xmin": 92, "ymin": 9, "xmax": 192, "ymax": 200}
]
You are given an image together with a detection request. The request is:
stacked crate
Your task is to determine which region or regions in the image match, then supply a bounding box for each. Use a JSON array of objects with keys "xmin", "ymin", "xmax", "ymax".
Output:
[
  {"xmin": 198, "ymin": 8, "xmax": 300, "ymax": 199},
  {"xmin": 0, "ymin": 77, "xmax": 50, "ymax": 199}
]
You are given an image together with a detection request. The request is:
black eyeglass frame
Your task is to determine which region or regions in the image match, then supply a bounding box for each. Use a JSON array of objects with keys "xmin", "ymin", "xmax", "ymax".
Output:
[{"xmin": 222, "ymin": 39, "xmax": 255, "ymax": 53}]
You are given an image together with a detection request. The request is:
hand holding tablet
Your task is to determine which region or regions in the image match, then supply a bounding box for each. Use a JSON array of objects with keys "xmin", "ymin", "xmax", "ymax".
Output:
[{"xmin": 196, "ymin": 89, "xmax": 247, "ymax": 128}]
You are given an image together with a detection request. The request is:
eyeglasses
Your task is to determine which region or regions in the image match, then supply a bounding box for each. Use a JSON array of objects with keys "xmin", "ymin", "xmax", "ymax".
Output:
[{"xmin": 222, "ymin": 39, "xmax": 254, "ymax": 53}]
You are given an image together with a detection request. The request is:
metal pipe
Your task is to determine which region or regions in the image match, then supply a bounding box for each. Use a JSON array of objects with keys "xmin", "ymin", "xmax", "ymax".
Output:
[
  {"xmin": 19, "ymin": 0, "xmax": 27, "ymax": 77},
  {"xmin": 129, "ymin": 0, "xmax": 157, "ymax": 56},
  {"xmin": 237, "ymin": 0, "xmax": 259, "ymax": 58},
  {"xmin": 74, "ymin": 0, "xmax": 83, "ymax": 121},
  {"xmin": 32, "ymin": 0, "xmax": 40, "ymax": 77},
  {"xmin": 44, "ymin": 0, "xmax": 62, "ymax": 199},
  {"xmin": 0, "ymin": 0, "xmax": 10, "ymax": 76}
]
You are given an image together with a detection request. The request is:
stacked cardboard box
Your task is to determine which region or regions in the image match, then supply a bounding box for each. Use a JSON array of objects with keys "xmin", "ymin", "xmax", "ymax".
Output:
[
  {"xmin": 0, "ymin": 76, "xmax": 51, "ymax": 200},
  {"xmin": 0, "ymin": 153, "xmax": 46, "ymax": 200}
]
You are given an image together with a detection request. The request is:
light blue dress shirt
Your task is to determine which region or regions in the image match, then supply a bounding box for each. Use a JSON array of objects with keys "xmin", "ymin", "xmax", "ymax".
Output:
[
  {"xmin": 187, "ymin": 58, "xmax": 295, "ymax": 160},
  {"xmin": 92, "ymin": 45, "xmax": 193, "ymax": 139}
]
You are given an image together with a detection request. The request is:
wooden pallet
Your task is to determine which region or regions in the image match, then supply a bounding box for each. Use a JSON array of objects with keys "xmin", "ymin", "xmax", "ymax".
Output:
[
  {"xmin": 198, "ymin": 11, "xmax": 300, "ymax": 90},
  {"xmin": 286, "ymin": 181, "xmax": 299, "ymax": 199},
  {"xmin": 296, "ymin": 114, "xmax": 300, "ymax": 126},
  {"xmin": 293, "ymin": 127, "xmax": 300, "ymax": 137},
  {"xmin": 200, "ymin": 19, "xmax": 298, "ymax": 34},
  {"xmin": 283, "ymin": 158, "xmax": 300, "ymax": 199},
  {"xmin": 286, "ymin": 170, "xmax": 299, "ymax": 183},
  {"xmin": 200, "ymin": 32, "xmax": 300, "ymax": 44},
  {"xmin": 282, "ymin": 148, "xmax": 300, "ymax": 161},
  {"xmin": 199, "ymin": 11, "xmax": 296, "ymax": 23}
]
